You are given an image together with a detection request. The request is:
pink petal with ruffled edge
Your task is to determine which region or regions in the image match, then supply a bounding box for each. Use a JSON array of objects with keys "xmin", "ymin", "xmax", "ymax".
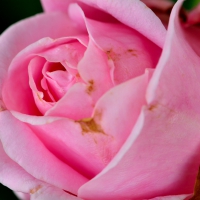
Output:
[
  {"xmin": 0, "ymin": 12, "xmax": 84, "ymax": 99},
  {"xmin": 0, "ymin": 111, "xmax": 88, "ymax": 195},
  {"xmin": 79, "ymin": 0, "xmax": 200, "ymax": 199},
  {"xmin": 69, "ymin": 3, "xmax": 161, "ymax": 85},
  {"xmin": 41, "ymin": 0, "xmax": 166, "ymax": 48},
  {"xmin": 3, "ymin": 35, "xmax": 87, "ymax": 115},
  {"xmin": 12, "ymin": 69, "xmax": 151, "ymax": 180},
  {"xmin": 1, "ymin": 11, "xmax": 86, "ymax": 115},
  {"xmin": 46, "ymin": 82, "xmax": 94, "ymax": 120}
]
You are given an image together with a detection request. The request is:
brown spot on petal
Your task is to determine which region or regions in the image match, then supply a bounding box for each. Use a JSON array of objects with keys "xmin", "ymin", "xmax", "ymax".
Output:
[
  {"xmin": 30, "ymin": 185, "xmax": 42, "ymax": 194},
  {"xmin": 37, "ymin": 93, "xmax": 43, "ymax": 101},
  {"xmin": 189, "ymin": 167, "xmax": 200, "ymax": 200},
  {"xmin": 105, "ymin": 49, "xmax": 120, "ymax": 62},
  {"xmin": 86, "ymin": 80, "xmax": 94, "ymax": 94},
  {"xmin": 0, "ymin": 100, "xmax": 6, "ymax": 111},
  {"xmin": 127, "ymin": 49, "xmax": 138, "ymax": 57},
  {"xmin": 148, "ymin": 104, "xmax": 158, "ymax": 111},
  {"xmin": 76, "ymin": 117, "xmax": 105, "ymax": 135}
]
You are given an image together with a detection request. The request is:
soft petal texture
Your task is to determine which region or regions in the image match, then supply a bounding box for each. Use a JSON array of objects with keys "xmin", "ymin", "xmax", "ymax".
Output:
[
  {"xmin": 3, "ymin": 36, "xmax": 87, "ymax": 115},
  {"xmin": 0, "ymin": 111, "xmax": 88, "ymax": 195},
  {"xmin": 41, "ymin": 0, "xmax": 166, "ymax": 48},
  {"xmin": 69, "ymin": 3, "xmax": 161, "ymax": 85},
  {"xmin": 13, "ymin": 68, "xmax": 150, "ymax": 181},
  {"xmin": 46, "ymin": 82, "xmax": 94, "ymax": 120},
  {"xmin": 0, "ymin": 12, "xmax": 85, "ymax": 99},
  {"xmin": 14, "ymin": 192, "xmax": 30, "ymax": 200},
  {"xmin": 0, "ymin": 140, "xmax": 43, "ymax": 193},
  {"xmin": 78, "ymin": 40, "xmax": 114, "ymax": 103},
  {"xmin": 79, "ymin": 0, "xmax": 200, "ymax": 199}
]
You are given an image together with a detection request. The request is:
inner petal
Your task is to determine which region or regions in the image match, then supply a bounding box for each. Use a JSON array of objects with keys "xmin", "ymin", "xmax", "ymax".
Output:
[
  {"xmin": 28, "ymin": 56, "xmax": 55, "ymax": 115},
  {"xmin": 42, "ymin": 62, "xmax": 80, "ymax": 101}
]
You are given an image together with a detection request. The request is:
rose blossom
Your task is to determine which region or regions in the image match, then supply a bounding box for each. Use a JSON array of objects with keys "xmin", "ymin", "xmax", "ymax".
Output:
[{"xmin": 0, "ymin": 0, "xmax": 200, "ymax": 199}]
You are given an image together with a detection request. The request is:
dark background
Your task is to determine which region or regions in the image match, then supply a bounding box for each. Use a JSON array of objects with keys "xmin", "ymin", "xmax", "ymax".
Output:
[{"xmin": 0, "ymin": 0, "xmax": 199, "ymax": 199}]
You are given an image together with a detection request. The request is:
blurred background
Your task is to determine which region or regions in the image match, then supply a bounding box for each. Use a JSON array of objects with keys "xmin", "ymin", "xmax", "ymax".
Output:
[{"xmin": 0, "ymin": 0, "xmax": 200, "ymax": 199}]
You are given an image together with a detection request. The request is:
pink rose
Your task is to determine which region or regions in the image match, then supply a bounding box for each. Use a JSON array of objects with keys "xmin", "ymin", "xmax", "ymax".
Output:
[{"xmin": 0, "ymin": 0, "xmax": 199, "ymax": 199}]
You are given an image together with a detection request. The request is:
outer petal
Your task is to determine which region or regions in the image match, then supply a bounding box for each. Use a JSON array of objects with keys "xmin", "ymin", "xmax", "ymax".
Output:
[
  {"xmin": 0, "ymin": 111, "xmax": 88, "ymax": 195},
  {"xmin": 41, "ymin": 0, "xmax": 166, "ymax": 48},
  {"xmin": 79, "ymin": 0, "xmax": 200, "ymax": 199},
  {"xmin": 0, "ymin": 140, "xmax": 43, "ymax": 193},
  {"xmin": 0, "ymin": 12, "xmax": 84, "ymax": 99},
  {"xmin": 30, "ymin": 185, "xmax": 83, "ymax": 200},
  {"xmin": 149, "ymin": 194, "xmax": 191, "ymax": 200}
]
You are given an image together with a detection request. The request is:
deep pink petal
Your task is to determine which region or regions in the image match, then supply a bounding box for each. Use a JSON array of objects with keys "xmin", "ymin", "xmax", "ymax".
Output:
[
  {"xmin": 142, "ymin": 0, "xmax": 174, "ymax": 11},
  {"xmin": 30, "ymin": 185, "xmax": 82, "ymax": 200},
  {"xmin": 0, "ymin": 111, "xmax": 88, "ymax": 195},
  {"xmin": 186, "ymin": 4, "xmax": 200, "ymax": 26},
  {"xmin": 149, "ymin": 194, "xmax": 191, "ymax": 200},
  {"xmin": 79, "ymin": 0, "xmax": 200, "ymax": 199}
]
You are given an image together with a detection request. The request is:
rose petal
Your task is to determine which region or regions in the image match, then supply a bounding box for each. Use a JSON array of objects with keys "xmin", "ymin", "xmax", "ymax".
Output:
[
  {"xmin": 142, "ymin": 0, "xmax": 174, "ymax": 11},
  {"xmin": 78, "ymin": 40, "xmax": 114, "ymax": 103},
  {"xmin": 149, "ymin": 194, "xmax": 191, "ymax": 200},
  {"xmin": 14, "ymin": 192, "xmax": 30, "ymax": 200},
  {"xmin": 0, "ymin": 140, "xmax": 43, "ymax": 193},
  {"xmin": 79, "ymin": 0, "xmax": 200, "ymax": 199},
  {"xmin": 30, "ymin": 185, "xmax": 82, "ymax": 200},
  {"xmin": 0, "ymin": 12, "xmax": 84, "ymax": 99},
  {"xmin": 28, "ymin": 57, "xmax": 54, "ymax": 114},
  {"xmin": 69, "ymin": 3, "xmax": 161, "ymax": 85},
  {"xmin": 46, "ymin": 82, "xmax": 94, "ymax": 120},
  {"xmin": 41, "ymin": 0, "xmax": 166, "ymax": 48},
  {"xmin": 0, "ymin": 111, "xmax": 88, "ymax": 195},
  {"xmin": 3, "ymin": 36, "xmax": 87, "ymax": 115}
]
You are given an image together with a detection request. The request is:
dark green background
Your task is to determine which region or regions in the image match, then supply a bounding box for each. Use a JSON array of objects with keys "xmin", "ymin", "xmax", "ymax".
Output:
[{"xmin": 0, "ymin": 0, "xmax": 199, "ymax": 199}]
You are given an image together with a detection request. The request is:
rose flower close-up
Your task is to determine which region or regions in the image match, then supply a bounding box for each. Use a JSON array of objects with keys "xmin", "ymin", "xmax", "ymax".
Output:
[{"xmin": 1, "ymin": 0, "xmax": 200, "ymax": 199}]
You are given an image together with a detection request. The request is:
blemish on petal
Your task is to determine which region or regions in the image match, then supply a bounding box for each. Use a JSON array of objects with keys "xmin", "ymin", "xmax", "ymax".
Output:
[
  {"xmin": 148, "ymin": 104, "xmax": 158, "ymax": 111},
  {"xmin": 86, "ymin": 80, "xmax": 94, "ymax": 94},
  {"xmin": 30, "ymin": 185, "xmax": 42, "ymax": 194},
  {"xmin": 127, "ymin": 49, "xmax": 138, "ymax": 57},
  {"xmin": 76, "ymin": 117, "xmax": 106, "ymax": 135},
  {"xmin": 0, "ymin": 100, "xmax": 6, "ymax": 111},
  {"xmin": 37, "ymin": 93, "xmax": 43, "ymax": 101}
]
